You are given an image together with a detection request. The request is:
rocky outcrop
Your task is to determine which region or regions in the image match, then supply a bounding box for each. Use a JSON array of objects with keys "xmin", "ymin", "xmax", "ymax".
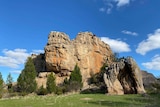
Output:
[
  {"xmin": 142, "ymin": 70, "xmax": 158, "ymax": 89},
  {"xmin": 31, "ymin": 54, "xmax": 46, "ymax": 73},
  {"xmin": 33, "ymin": 31, "xmax": 146, "ymax": 94},
  {"xmin": 43, "ymin": 31, "xmax": 113, "ymax": 87},
  {"xmin": 103, "ymin": 57, "xmax": 146, "ymax": 95}
]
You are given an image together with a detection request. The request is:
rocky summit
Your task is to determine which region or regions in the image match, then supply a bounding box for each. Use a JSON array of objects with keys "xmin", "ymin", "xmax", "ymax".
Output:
[{"xmin": 32, "ymin": 31, "xmax": 146, "ymax": 95}]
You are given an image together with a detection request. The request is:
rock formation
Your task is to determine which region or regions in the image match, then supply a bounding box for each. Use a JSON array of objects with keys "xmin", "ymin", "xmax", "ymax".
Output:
[
  {"xmin": 142, "ymin": 70, "xmax": 159, "ymax": 89},
  {"xmin": 103, "ymin": 57, "xmax": 146, "ymax": 95},
  {"xmin": 36, "ymin": 31, "xmax": 113, "ymax": 87},
  {"xmin": 33, "ymin": 31, "xmax": 146, "ymax": 95}
]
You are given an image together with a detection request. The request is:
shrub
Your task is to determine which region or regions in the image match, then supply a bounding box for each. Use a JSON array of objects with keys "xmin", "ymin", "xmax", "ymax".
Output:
[
  {"xmin": 55, "ymin": 86, "xmax": 64, "ymax": 95},
  {"xmin": 46, "ymin": 72, "xmax": 56, "ymax": 93},
  {"xmin": 36, "ymin": 85, "xmax": 48, "ymax": 95},
  {"xmin": 62, "ymin": 64, "xmax": 82, "ymax": 92}
]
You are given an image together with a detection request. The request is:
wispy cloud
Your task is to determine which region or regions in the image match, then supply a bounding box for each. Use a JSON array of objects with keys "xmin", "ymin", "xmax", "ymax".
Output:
[
  {"xmin": 0, "ymin": 49, "xmax": 29, "ymax": 68},
  {"xmin": 101, "ymin": 37, "xmax": 131, "ymax": 53},
  {"xmin": 99, "ymin": 3, "xmax": 113, "ymax": 14},
  {"xmin": 32, "ymin": 49, "xmax": 44, "ymax": 54},
  {"xmin": 0, "ymin": 48, "xmax": 44, "ymax": 68},
  {"xmin": 10, "ymin": 70, "xmax": 22, "ymax": 74},
  {"xmin": 136, "ymin": 29, "xmax": 160, "ymax": 55},
  {"xmin": 142, "ymin": 54, "xmax": 160, "ymax": 70},
  {"xmin": 115, "ymin": 0, "xmax": 130, "ymax": 7},
  {"xmin": 99, "ymin": 0, "xmax": 133, "ymax": 14},
  {"xmin": 122, "ymin": 30, "xmax": 138, "ymax": 36}
]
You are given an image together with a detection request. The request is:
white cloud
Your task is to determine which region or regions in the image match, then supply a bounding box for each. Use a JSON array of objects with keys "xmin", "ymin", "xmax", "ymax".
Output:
[
  {"xmin": 99, "ymin": 0, "xmax": 132, "ymax": 14},
  {"xmin": 99, "ymin": 3, "xmax": 113, "ymax": 14},
  {"xmin": 0, "ymin": 49, "xmax": 29, "ymax": 68},
  {"xmin": 101, "ymin": 37, "xmax": 131, "ymax": 53},
  {"xmin": 0, "ymin": 48, "xmax": 44, "ymax": 68},
  {"xmin": 3, "ymin": 49, "xmax": 29, "ymax": 64},
  {"xmin": 0, "ymin": 56, "xmax": 20, "ymax": 68},
  {"xmin": 32, "ymin": 49, "xmax": 44, "ymax": 54},
  {"xmin": 114, "ymin": 0, "xmax": 130, "ymax": 7},
  {"xmin": 136, "ymin": 29, "xmax": 160, "ymax": 55},
  {"xmin": 122, "ymin": 30, "xmax": 138, "ymax": 36},
  {"xmin": 142, "ymin": 54, "xmax": 160, "ymax": 70},
  {"xmin": 10, "ymin": 70, "xmax": 21, "ymax": 74}
]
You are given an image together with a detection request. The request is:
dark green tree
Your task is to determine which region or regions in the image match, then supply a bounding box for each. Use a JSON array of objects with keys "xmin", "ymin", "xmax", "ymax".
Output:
[
  {"xmin": 17, "ymin": 57, "xmax": 37, "ymax": 94},
  {"xmin": 68, "ymin": 64, "xmax": 82, "ymax": 91},
  {"xmin": 46, "ymin": 72, "xmax": 56, "ymax": 93},
  {"xmin": 69, "ymin": 64, "xmax": 82, "ymax": 83},
  {"xmin": 6, "ymin": 73, "xmax": 13, "ymax": 92},
  {"xmin": 0, "ymin": 72, "xmax": 3, "ymax": 98},
  {"xmin": 36, "ymin": 85, "xmax": 47, "ymax": 95}
]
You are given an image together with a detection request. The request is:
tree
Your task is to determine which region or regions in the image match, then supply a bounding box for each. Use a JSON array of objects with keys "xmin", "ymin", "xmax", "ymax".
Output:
[
  {"xmin": 69, "ymin": 64, "xmax": 82, "ymax": 83},
  {"xmin": 17, "ymin": 57, "xmax": 37, "ymax": 94},
  {"xmin": 68, "ymin": 64, "xmax": 82, "ymax": 91},
  {"xmin": 111, "ymin": 52, "xmax": 119, "ymax": 62},
  {"xmin": 46, "ymin": 72, "xmax": 56, "ymax": 93},
  {"xmin": 6, "ymin": 73, "xmax": 13, "ymax": 92},
  {"xmin": 0, "ymin": 72, "xmax": 3, "ymax": 98},
  {"xmin": 36, "ymin": 85, "xmax": 47, "ymax": 95}
]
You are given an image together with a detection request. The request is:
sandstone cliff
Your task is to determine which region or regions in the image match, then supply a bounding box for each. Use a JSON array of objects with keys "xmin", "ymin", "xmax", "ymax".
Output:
[{"xmin": 36, "ymin": 31, "xmax": 113, "ymax": 87}]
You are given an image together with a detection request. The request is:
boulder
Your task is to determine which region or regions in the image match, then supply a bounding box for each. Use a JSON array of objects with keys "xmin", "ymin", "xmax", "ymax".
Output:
[{"xmin": 104, "ymin": 57, "xmax": 146, "ymax": 95}]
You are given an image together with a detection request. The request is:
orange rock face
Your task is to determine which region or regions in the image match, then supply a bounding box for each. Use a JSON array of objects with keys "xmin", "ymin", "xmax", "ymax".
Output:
[{"xmin": 44, "ymin": 31, "xmax": 113, "ymax": 87}]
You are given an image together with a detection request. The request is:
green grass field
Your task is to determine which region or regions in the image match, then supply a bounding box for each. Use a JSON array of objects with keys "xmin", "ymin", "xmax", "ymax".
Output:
[{"xmin": 0, "ymin": 93, "xmax": 159, "ymax": 107}]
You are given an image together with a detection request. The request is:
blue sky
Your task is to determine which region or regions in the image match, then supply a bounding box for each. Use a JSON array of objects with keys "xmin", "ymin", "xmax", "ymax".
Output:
[{"xmin": 0, "ymin": 0, "xmax": 160, "ymax": 82}]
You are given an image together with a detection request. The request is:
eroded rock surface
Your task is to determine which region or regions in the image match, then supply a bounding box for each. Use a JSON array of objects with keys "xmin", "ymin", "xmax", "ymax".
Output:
[
  {"xmin": 104, "ymin": 57, "xmax": 146, "ymax": 95},
  {"xmin": 33, "ymin": 31, "xmax": 146, "ymax": 94},
  {"xmin": 42, "ymin": 31, "xmax": 112, "ymax": 87}
]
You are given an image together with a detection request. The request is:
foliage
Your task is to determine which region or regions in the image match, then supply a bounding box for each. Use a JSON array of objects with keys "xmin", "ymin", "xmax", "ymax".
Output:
[
  {"xmin": 55, "ymin": 86, "xmax": 64, "ymax": 95},
  {"xmin": 69, "ymin": 64, "xmax": 82, "ymax": 83},
  {"xmin": 6, "ymin": 73, "xmax": 13, "ymax": 93},
  {"xmin": 64, "ymin": 78, "xmax": 69, "ymax": 85},
  {"xmin": 68, "ymin": 64, "xmax": 82, "ymax": 91},
  {"xmin": 151, "ymin": 83, "xmax": 160, "ymax": 94},
  {"xmin": 46, "ymin": 72, "xmax": 56, "ymax": 93},
  {"xmin": 0, "ymin": 72, "xmax": 3, "ymax": 98},
  {"xmin": 62, "ymin": 64, "xmax": 82, "ymax": 92},
  {"xmin": 36, "ymin": 85, "xmax": 47, "ymax": 95},
  {"xmin": 90, "ymin": 63, "xmax": 107, "ymax": 86},
  {"xmin": 17, "ymin": 57, "xmax": 37, "ymax": 94},
  {"xmin": 110, "ymin": 52, "xmax": 119, "ymax": 62}
]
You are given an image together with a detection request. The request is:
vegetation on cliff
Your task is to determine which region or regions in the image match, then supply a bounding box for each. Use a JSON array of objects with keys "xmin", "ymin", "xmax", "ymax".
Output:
[{"xmin": 46, "ymin": 72, "xmax": 56, "ymax": 93}]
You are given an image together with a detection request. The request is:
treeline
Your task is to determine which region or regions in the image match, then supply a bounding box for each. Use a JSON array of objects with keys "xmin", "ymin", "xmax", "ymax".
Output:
[
  {"xmin": 0, "ymin": 57, "xmax": 82, "ymax": 98},
  {"xmin": 0, "ymin": 72, "xmax": 13, "ymax": 98}
]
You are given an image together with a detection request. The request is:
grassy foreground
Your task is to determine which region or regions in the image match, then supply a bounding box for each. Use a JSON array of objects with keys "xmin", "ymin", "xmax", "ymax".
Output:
[{"xmin": 0, "ymin": 93, "xmax": 159, "ymax": 107}]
